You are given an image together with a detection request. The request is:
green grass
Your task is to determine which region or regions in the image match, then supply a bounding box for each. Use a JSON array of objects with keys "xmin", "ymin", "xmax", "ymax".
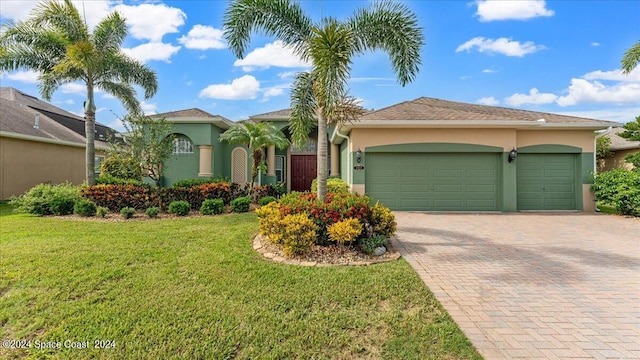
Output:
[
  {"xmin": 0, "ymin": 203, "xmax": 481, "ymax": 359},
  {"xmin": 596, "ymin": 202, "xmax": 618, "ymax": 215}
]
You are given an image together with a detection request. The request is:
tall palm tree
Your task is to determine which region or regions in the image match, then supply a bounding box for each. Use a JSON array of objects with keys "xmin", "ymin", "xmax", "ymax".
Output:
[
  {"xmin": 220, "ymin": 121, "xmax": 290, "ymax": 190},
  {"xmin": 0, "ymin": 0, "xmax": 158, "ymax": 185},
  {"xmin": 224, "ymin": 0, "xmax": 423, "ymax": 201}
]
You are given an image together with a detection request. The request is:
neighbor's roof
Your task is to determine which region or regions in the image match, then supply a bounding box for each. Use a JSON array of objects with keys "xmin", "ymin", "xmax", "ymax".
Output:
[
  {"xmin": 249, "ymin": 108, "xmax": 292, "ymax": 121},
  {"xmin": 153, "ymin": 107, "xmax": 235, "ymax": 129},
  {"xmin": 606, "ymin": 127, "xmax": 640, "ymax": 151},
  {"xmin": 357, "ymin": 97, "xmax": 617, "ymax": 127},
  {"xmin": 0, "ymin": 87, "xmax": 113, "ymax": 148}
]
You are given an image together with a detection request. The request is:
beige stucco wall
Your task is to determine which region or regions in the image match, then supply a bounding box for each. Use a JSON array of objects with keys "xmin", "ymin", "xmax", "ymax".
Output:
[
  {"xmin": 516, "ymin": 130, "xmax": 595, "ymax": 152},
  {"xmin": 348, "ymin": 128, "xmax": 595, "ymax": 153},
  {"xmin": 0, "ymin": 137, "xmax": 86, "ymax": 199},
  {"xmin": 599, "ymin": 149, "xmax": 638, "ymax": 172}
]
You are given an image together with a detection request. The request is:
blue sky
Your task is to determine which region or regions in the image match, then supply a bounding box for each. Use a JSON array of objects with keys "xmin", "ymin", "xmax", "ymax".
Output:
[{"xmin": 1, "ymin": 0, "xmax": 639, "ymax": 131}]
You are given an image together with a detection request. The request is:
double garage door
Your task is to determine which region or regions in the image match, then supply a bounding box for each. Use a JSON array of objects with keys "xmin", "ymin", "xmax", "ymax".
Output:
[{"xmin": 366, "ymin": 152, "xmax": 577, "ymax": 211}]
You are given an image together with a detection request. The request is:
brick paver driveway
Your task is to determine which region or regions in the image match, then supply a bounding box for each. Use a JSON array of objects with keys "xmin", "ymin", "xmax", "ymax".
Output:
[{"xmin": 394, "ymin": 212, "xmax": 639, "ymax": 360}]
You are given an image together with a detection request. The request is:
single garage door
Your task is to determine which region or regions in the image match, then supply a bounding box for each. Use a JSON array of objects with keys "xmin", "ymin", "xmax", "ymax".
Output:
[
  {"xmin": 516, "ymin": 154, "xmax": 577, "ymax": 210},
  {"xmin": 366, "ymin": 153, "xmax": 500, "ymax": 211}
]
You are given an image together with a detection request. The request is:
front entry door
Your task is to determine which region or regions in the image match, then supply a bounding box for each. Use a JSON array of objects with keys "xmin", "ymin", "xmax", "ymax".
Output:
[{"xmin": 291, "ymin": 155, "xmax": 317, "ymax": 192}]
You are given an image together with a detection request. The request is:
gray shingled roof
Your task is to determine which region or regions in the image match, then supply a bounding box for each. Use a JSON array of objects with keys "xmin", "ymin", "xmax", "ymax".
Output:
[
  {"xmin": 0, "ymin": 87, "xmax": 112, "ymax": 148},
  {"xmin": 249, "ymin": 108, "xmax": 292, "ymax": 120},
  {"xmin": 359, "ymin": 97, "xmax": 616, "ymax": 125},
  {"xmin": 154, "ymin": 108, "xmax": 221, "ymax": 119},
  {"xmin": 605, "ymin": 127, "xmax": 640, "ymax": 151}
]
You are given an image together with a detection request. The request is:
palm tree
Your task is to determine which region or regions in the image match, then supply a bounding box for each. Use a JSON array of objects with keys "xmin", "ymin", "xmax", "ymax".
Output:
[
  {"xmin": 622, "ymin": 40, "xmax": 640, "ymax": 74},
  {"xmin": 0, "ymin": 0, "xmax": 158, "ymax": 186},
  {"xmin": 224, "ymin": 0, "xmax": 423, "ymax": 201},
  {"xmin": 220, "ymin": 122, "xmax": 290, "ymax": 190}
]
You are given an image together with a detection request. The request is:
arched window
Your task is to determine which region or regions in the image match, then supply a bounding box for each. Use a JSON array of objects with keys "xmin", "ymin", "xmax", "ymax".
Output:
[
  {"xmin": 291, "ymin": 138, "xmax": 317, "ymax": 153},
  {"xmin": 173, "ymin": 136, "xmax": 194, "ymax": 155}
]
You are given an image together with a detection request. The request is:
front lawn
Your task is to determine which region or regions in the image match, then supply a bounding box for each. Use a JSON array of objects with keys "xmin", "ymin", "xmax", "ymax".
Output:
[{"xmin": 0, "ymin": 204, "xmax": 480, "ymax": 359}]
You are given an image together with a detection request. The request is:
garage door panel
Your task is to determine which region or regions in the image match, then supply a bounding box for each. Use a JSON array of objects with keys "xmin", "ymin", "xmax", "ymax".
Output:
[
  {"xmin": 517, "ymin": 154, "xmax": 576, "ymax": 210},
  {"xmin": 366, "ymin": 153, "xmax": 500, "ymax": 211}
]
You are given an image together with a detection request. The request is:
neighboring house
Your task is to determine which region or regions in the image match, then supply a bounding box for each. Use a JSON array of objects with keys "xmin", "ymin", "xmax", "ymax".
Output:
[
  {"xmin": 597, "ymin": 127, "xmax": 640, "ymax": 172},
  {"xmin": 161, "ymin": 97, "xmax": 617, "ymax": 212},
  {"xmin": 0, "ymin": 87, "xmax": 114, "ymax": 199}
]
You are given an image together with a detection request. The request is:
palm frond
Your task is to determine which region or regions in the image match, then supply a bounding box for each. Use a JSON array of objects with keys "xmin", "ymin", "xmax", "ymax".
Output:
[
  {"xmin": 622, "ymin": 40, "xmax": 640, "ymax": 74},
  {"xmin": 31, "ymin": 0, "xmax": 89, "ymax": 43},
  {"xmin": 0, "ymin": 23, "xmax": 67, "ymax": 72},
  {"xmin": 98, "ymin": 81, "xmax": 141, "ymax": 115},
  {"xmin": 100, "ymin": 53, "xmax": 158, "ymax": 99},
  {"xmin": 223, "ymin": 0, "xmax": 312, "ymax": 59},
  {"xmin": 289, "ymin": 71, "xmax": 317, "ymax": 148},
  {"xmin": 349, "ymin": 0, "xmax": 424, "ymax": 85},
  {"xmin": 93, "ymin": 12, "xmax": 127, "ymax": 53},
  {"xmin": 331, "ymin": 95, "xmax": 365, "ymax": 125}
]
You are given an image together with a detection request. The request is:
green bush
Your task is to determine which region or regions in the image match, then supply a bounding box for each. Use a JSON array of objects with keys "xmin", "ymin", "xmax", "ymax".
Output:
[
  {"xmin": 120, "ymin": 207, "xmax": 136, "ymax": 219},
  {"xmin": 168, "ymin": 201, "xmax": 191, "ymax": 216},
  {"xmin": 96, "ymin": 206, "xmax": 108, "ymax": 218},
  {"xmin": 172, "ymin": 176, "xmax": 229, "ymax": 188},
  {"xmin": 200, "ymin": 199, "xmax": 224, "ymax": 215},
  {"xmin": 370, "ymin": 202, "xmax": 397, "ymax": 238},
  {"xmin": 591, "ymin": 169, "xmax": 640, "ymax": 216},
  {"xmin": 100, "ymin": 154, "xmax": 142, "ymax": 180},
  {"xmin": 230, "ymin": 196, "xmax": 251, "ymax": 213},
  {"xmin": 10, "ymin": 183, "xmax": 81, "ymax": 216},
  {"xmin": 280, "ymin": 213, "xmax": 318, "ymax": 257},
  {"xmin": 146, "ymin": 207, "xmax": 160, "ymax": 218},
  {"xmin": 74, "ymin": 199, "xmax": 97, "ymax": 217},
  {"xmin": 311, "ymin": 178, "xmax": 349, "ymax": 194},
  {"xmin": 96, "ymin": 174, "xmax": 144, "ymax": 186},
  {"xmin": 327, "ymin": 218, "xmax": 362, "ymax": 244},
  {"xmin": 259, "ymin": 196, "xmax": 277, "ymax": 206},
  {"xmin": 359, "ymin": 235, "xmax": 389, "ymax": 255}
]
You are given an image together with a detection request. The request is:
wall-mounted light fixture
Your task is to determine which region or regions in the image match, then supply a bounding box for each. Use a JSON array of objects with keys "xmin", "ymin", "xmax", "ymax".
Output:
[
  {"xmin": 356, "ymin": 148, "xmax": 363, "ymax": 163},
  {"xmin": 508, "ymin": 148, "xmax": 518, "ymax": 163}
]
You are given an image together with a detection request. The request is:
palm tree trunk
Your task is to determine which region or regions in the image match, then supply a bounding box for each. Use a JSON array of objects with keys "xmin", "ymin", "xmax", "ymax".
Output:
[
  {"xmin": 250, "ymin": 148, "xmax": 262, "ymax": 193},
  {"xmin": 316, "ymin": 107, "xmax": 328, "ymax": 202},
  {"xmin": 85, "ymin": 83, "xmax": 97, "ymax": 186}
]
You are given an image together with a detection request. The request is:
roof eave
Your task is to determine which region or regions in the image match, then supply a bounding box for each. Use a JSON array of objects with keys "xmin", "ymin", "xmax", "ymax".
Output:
[
  {"xmin": 341, "ymin": 120, "xmax": 620, "ymax": 130},
  {"xmin": 166, "ymin": 117, "xmax": 236, "ymax": 129}
]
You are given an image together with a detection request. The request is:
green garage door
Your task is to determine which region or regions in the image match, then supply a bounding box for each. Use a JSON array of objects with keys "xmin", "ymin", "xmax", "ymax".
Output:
[
  {"xmin": 516, "ymin": 154, "xmax": 577, "ymax": 210},
  {"xmin": 366, "ymin": 153, "xmax": 500, "ymax": 211}
]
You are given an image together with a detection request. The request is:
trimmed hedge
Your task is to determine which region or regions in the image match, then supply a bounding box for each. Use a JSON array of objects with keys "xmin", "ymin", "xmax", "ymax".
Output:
[{"xmin": 591, "ymin": 169, "xmax": 640, "ymax": 216}]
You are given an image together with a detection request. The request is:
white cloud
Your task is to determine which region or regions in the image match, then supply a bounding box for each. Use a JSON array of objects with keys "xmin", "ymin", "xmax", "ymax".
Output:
[
  {"xmin": 482, "ymin": 69, "xmax": 497, "ymax": 73},
  {"xmin": 456, "ymin": 37, "xmax": 544, "ymax": 57},
  {"xmin": 474, "ymin": 0, "xmax": 554, "ymax": 22},
  {"xmin": 65, "ymin": 99, "xmax": 75, "ymax": 105},
  {"xmin": 260, "ymin": 85, "xmax": 290, "ymax": 102},
  {"xmin": 582, "ymin": 68, "xmax": 640, "ymax": 82},
  {"xmin": 60, "ymin": 83, "xmax": 86, "ymax": 95},
  {"xmin": 477, "ymin": 96, "xmax": 500, "ymax": 106},
  {"xmin": 122, "ymin": 42, "xmax": 181, "ymax": 63},
  {"xmin": 1, "ymin": 1, "xmax": 112, "ymax": 29},
  {"xmin": 556, "ymin": 79, "xmax": 640, "ymax": 107},
  {"xmin": 103, "ymin": 93, "xmax": 115, "ymax": 99},
  {"xmin": 113, "ymin": 3, "xmax": 186, "ymax": 42},
  {"xmin": 505, "ymin": 88, "xmax": 557, "ymax": 106},
  {"xmin": 178, "ymin": 25, "xmax": 225, "ymax": 50},
  {"xmin": 591, "ymin": 42, "xmax": 601, "ymax": 47},
  {"xmin": 199, "ymin": 75, "xmax": 261, "ymax": 100},
  {"xmin": 460, "ymin": 75, "xmax": 472, "ymax": 80},
  {"xmin": 234, "ymin": 40, "xmax": 310, "ymax": 71},
  {"xmin": 5, "ymin": 70, "xmax": 39, "ymax": 83},
  {"xmin": 141, "ymin": 101, "xmax": 157, "ymax": 115}
]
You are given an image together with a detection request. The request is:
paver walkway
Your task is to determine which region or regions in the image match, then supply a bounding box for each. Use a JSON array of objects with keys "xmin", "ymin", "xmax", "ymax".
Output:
[{"xmin": 394, "ymin": 212, "xmax": 640, "ymax": 360}]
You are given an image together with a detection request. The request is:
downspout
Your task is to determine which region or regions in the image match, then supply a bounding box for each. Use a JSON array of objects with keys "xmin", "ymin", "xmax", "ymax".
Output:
[{"xmin": 333, "ymin": 126, "xmax": 351, "ymax": 186}]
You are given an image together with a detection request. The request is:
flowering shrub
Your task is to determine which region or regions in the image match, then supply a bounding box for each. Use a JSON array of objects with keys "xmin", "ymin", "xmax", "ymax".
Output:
[
  {"xmin": 81, "ymin": 184, "xmax": 157, "ymax": 211},
  {"xmin": 280, "ymin": 213, "xmax": 318, "ymax": 257},
  {"xmin": 279, "ymin": 192, "xmax": 371, "ymax": 244},
  {"xmin": 327, "ymin": 218, "xmax": 362, "ymax": 244},
  {"xmin": 369, "ymin": 202, "xmax": 397, "ymax": 238},
  {"xmin": 256, "ymin": 202, "xmax": 283, "ymax": 243}
]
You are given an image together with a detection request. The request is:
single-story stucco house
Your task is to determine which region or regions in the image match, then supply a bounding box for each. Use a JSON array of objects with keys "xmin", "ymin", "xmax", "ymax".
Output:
[
  {"xmin": 157, "ymin": 97, "xmax": 618, "ymax": 212},
  {"xmin": 0, "ymin": 87, "xmax": 115, "ymax": 199},
  {"xmin": 597, "ymin": 127, "xmax": 640, "ymax": 172}
]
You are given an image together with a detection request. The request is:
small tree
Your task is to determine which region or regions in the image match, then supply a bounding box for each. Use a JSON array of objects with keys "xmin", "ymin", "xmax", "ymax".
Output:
[
  {"xmin": 596, "ymin": 136, "xmax": 613, "ymax": 170},
  {"xmin": 219, "ymin": 122, "xmax": 290, "ymax": 190},
  {"xmin": 119, "ymin": 114, "xmax": 175, "ymax": 186},
  {"xmin": 619, "ymin": 115, "xmax": 640, "ymax": 142}
]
